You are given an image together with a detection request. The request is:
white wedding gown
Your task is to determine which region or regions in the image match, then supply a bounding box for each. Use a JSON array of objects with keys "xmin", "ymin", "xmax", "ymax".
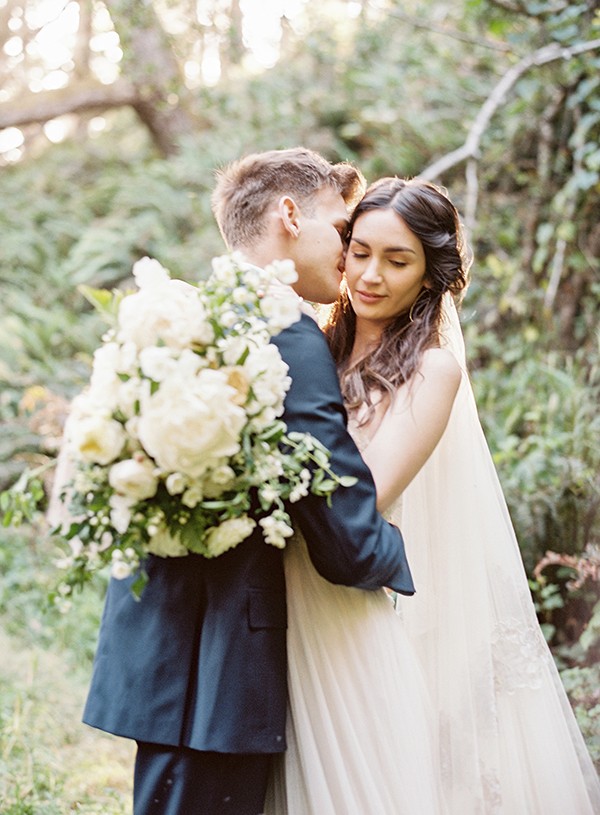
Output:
[{"xmin": 265, "ymin": 297, "xmax": 600, "ymax": 814}]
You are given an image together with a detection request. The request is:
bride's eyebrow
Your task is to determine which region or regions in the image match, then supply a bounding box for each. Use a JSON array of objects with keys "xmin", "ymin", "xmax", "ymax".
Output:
[{"xmin": 350, "ymin": 236, "xmax": 416, "ymax": 255}]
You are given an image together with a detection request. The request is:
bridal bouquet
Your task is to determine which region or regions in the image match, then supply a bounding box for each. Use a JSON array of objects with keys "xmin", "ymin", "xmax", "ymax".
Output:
[{"xmin": 56, "ymin": 253, "xmax": 354, "ymax": 598}]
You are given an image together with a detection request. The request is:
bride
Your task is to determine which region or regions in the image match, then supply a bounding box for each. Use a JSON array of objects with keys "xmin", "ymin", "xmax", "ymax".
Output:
[{"xmin": 267, "ymin": 177, "xmax": 600, "ymax": 813}]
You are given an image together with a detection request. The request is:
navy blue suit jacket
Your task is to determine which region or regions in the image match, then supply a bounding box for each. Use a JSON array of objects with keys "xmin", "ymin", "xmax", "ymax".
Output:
[{"xmin": 83, "ymin": 314, "xmax": 414, "ymax": 753}]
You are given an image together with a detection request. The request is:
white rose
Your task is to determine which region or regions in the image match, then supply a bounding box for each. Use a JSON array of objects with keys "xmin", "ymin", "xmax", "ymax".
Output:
[
  {"xmin": 68, "ymin": 414, "xmax": 126, "ymax": 465},
  {"xmin": 89, "ymin": 342, "xmax": 121, "ymax": 406},
  {"xmin": 204, "ymin": 516, "xmax": 256, "ymax": 557},
  {"xmin": 244, "ymin": 344, "xmax": 290, "ymax": 409},
  {"xmin": 117, "ymin": 278, "xmax": 213, "ymax": 351},
  {"xmin": 232, "ymin": 287, "xmax": 253, "ymax": 306},
  {"xmin": 243, "ymin": 267, "xmax": 262, "ymax": 290},
  {"xmin": 132, "ymin": 257, "xmax": 170, "ymax": 289},
  {"xmin": 211, "ymin": 254, "xmax": 238, "ymax": 287},
  {"xmin": 166, "ymin": 472, "xmax": 187, "ymax": 495},
  {"xmin": 202, "ymin": 465, "xmax": 236, "ymax": 498},
  {"xmin": 260, "ymin": 291, "xmax": 302, "ymax": 332},
  {"xmin": 219, "ymin": 309, "xmax": 237, "ymax": 329},
  {"xmin": 111, "ymin": 559, "xmax": 134, "ymax": 580},
  {"xmin": 182, "ymin": 485, "xmax": 203, "ymax": 507},
  {"xmin": 248, "ymin": 406, "xmax": 278, "ymax": 430},
  {"xmin": 267, "ymin": 258, "xmax": 298, "ymax": 286},
  {"xmin": 108, "ymin": 456, "xmax": 158, "ymax": 501},
  {"xmin": 118, "ymin": 341, "xmax": 139, "ymax": 376},
  {"xmin": 138, "ymin": 346, "xmax": 178, "ymax": 382},
  {"xmin": 137, "ymin": 368, "xmax": 246, "ymax": 479},
  {"xmin": 116, "ymin": 377, "xmax": 143, "ymax": 418},
  {"xmin": 175, "ymin": 348, "xmax": 208, "ymax": 377},
  {"xmin": 220, "ymin": 335, "xmax": 252, "ymax": 366},
  {"xmin": 208, "ymin": 464, "xmax": 236, "ymax": 486},
  {"xmin": 125, "ymin": 415, "xmax": 141, "ymax": 441}
]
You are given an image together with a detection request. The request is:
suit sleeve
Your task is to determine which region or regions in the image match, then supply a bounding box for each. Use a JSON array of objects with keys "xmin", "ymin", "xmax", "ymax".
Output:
[{"xmin": 272, "ymin": 314, "xmax": 415, "ymax": 595}]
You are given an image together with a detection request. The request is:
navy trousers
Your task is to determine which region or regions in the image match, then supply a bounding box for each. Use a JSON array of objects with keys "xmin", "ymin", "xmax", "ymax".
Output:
[{"xmin": 133, "ymin": 742, "xmax": 273, "ymax": 815}]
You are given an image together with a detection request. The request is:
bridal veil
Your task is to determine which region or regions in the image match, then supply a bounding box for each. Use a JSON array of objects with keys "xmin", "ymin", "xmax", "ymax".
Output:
[{"xmin": 393, "ymin": 294, "xmax": 600, "ymax": 812}]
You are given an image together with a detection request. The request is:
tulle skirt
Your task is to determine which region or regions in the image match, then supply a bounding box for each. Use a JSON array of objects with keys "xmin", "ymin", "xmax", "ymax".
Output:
[{"xmin": 264, "ymin": 533, "xmax": 446, "ymax": 815}]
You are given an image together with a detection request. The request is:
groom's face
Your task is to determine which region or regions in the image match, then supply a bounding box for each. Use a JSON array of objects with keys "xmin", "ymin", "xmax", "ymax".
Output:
[{"xmin": 292, "ymin": 187, "xmax": 349, "ymax": 304}]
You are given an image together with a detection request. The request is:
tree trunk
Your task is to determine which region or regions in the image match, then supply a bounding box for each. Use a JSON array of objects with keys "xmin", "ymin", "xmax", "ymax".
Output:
[{"xmin": 105, "ymin": 0, "xmax": 197, "ymax": 155}]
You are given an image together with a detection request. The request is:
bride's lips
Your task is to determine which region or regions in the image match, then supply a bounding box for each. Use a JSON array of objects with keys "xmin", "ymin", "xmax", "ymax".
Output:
[{"xmin": 356, "ymin": 290, "xmax": 386, "ymax": 303}]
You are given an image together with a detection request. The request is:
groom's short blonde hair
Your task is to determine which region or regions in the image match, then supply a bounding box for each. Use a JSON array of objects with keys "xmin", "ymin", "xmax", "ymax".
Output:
[{"xmin": 212, "ymin": 147, "xmax": 365, "ymax": 249}]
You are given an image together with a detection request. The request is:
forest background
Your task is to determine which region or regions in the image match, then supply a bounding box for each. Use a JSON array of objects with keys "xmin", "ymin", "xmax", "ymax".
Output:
[{"xmin": 0, "ymin": 0, "xmax": 599, "ymax": 811}]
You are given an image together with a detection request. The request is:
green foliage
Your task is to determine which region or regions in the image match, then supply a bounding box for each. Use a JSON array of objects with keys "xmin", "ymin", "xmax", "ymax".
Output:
[
  {"xmin": 560, "ymin": 661, "xmax": 600, "ymax": 767},
  {"xmin": 0, "ymin": 525, "xmax": 131, "ymax": 811},
  {"xmin": 0, "ymin": 525, "xmax": 106, "ymax": 663},
  {"xmin": 469, "ymin": 334, "xmax": 600, "ymax": 572}
]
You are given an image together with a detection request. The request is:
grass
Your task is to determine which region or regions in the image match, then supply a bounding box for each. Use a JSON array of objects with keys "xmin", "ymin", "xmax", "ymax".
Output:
[
  {"xmin": 0, "ymin": 524, "xmax": 134, "ymax": 813},
  {"xmin": 0, "ymin": 625, "xmax": 134, "ymax": 814}
]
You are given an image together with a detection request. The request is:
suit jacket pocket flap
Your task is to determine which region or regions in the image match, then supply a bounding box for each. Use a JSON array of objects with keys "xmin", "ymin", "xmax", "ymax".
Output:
[{"xmin": 247, "ymin": 589, "xmax": 287, "ymax": 630}]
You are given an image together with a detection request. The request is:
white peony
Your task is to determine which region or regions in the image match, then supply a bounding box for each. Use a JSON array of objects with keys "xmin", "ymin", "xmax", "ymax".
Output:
[
  {"xmin": 108, "ymin": 456, "xmax": 159, "ymax": 501},
  {"xmin": 204, "ymin": 516, "xmax": 256, "ymax": 557},
  {"xmin": 117, "ymin": 271, "xmax": 213, "ymax": 351},
  {"xmin": 137, "ymin": 368, "xmax": 246, "ymax": 479},
  {"xmin": 68, "ymin": 414, "xmax": 126, "ymax": 465}
]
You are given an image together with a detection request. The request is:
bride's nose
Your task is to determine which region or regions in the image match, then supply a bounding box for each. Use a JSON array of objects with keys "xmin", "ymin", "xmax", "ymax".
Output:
[{"xmin": 361, "ymin": 259, "xmax": 382, "ymax": 283}]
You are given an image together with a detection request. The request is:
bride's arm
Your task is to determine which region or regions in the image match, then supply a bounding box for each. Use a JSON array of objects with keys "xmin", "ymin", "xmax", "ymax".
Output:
[{"xmin": 361, "ymin": 348, "xmax": 461, "ymax": 513}]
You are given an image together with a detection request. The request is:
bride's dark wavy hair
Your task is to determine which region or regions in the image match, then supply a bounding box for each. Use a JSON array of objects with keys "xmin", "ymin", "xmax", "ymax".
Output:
[{"xmin": 324, "ymin": 177, "xmax": 470, "ymax": 419}]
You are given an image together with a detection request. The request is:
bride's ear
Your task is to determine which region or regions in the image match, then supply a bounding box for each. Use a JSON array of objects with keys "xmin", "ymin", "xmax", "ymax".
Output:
[{"xmin": 278, "ymin": 196, "xmax": 301, "ymax": 239}]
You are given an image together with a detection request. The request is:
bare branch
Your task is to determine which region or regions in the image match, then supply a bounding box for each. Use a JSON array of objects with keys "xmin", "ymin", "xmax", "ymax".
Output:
[
  {"xmin": 420, "ymin": 38, "xmax": 600, "ymax": 182},
  {"xmin": 389, "ymin": 9, "xmax": 511, "ymax": 52},
  {"xmin": 0, "ymin": 79, "xmax": 138, "ymax": 130},
  {"xmin": 488, "ymin": 0, "xmax": 569, "ymax": 17}
]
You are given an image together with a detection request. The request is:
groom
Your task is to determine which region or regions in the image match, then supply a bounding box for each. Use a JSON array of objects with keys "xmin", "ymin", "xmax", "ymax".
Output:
[{"xmin": 83, "ymin": 147, "xmax": 415, "ymax": 815}]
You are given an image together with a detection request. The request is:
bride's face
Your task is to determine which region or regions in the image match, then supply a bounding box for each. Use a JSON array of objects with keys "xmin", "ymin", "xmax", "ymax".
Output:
[{"xmin": 345, "ymin": 208, "xmax": 428, "ymax": 330}]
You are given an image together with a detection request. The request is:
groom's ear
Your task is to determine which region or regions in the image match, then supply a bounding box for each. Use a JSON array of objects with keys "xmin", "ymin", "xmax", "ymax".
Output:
[{"xmin": 278, "ymin": 195, "xmax": 301, "ymax": 239}]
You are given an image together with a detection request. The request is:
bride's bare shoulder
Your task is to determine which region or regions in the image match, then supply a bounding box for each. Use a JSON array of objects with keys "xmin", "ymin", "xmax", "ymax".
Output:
[{"xmin": 418, "ymin": 347, "xmax": 462, "ymax": 388}]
